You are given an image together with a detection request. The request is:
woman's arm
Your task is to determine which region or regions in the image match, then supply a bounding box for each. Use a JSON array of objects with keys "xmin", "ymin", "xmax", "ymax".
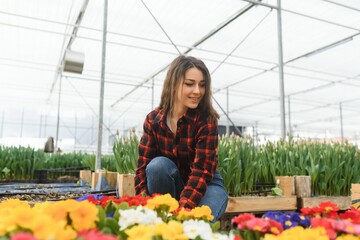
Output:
[
  {"xmin": 135, "ymin": 115, "xmax": 157, "ymax": 195},
  {"xmin": 179, "ymin": 120, "xmax": 218, "ymax": 208}
]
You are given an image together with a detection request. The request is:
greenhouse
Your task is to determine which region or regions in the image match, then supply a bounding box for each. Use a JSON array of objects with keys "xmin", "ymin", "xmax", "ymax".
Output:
[
  {"xmin": 1, "ymin": 0, "xmax": 359, "ymax": 152},
  {"xmin": 1, "ymin": 0, "xmax": 360, "ymax": 240}
]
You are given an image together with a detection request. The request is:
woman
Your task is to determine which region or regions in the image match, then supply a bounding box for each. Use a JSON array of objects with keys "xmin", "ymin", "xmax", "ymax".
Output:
[{"xmin": 135, "ymin": 55, "xmax": 228, "ymax": 221}]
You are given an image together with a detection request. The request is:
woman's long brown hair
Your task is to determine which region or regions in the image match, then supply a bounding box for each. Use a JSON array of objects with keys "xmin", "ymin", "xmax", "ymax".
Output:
[{"xmin": 159, "ymin": 55, "xmax": 219, "ymax": 123}]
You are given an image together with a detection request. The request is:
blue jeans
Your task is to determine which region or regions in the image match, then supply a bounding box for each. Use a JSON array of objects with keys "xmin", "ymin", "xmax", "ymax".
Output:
[{"xmin": 146, "ymin": 156, "xmax": 228, "ymax": 222}]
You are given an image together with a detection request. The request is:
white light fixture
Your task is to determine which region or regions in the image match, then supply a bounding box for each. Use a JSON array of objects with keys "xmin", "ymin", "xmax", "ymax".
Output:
[{"xmin": 62, "ymin": 49, "xmax": 85, "ymax": 74}]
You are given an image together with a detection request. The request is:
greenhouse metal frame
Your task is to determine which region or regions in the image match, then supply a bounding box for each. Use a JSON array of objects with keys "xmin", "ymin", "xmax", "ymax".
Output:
[{"xmin": 0, "ymin": 0, "xmax": 359, "ymax": 156}]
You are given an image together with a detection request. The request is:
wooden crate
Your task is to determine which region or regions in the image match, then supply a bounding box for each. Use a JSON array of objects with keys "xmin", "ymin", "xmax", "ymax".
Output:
[
  {"xmin": 275, "ymin": 176, "xmax": 295, "ymax": 196},
  {"xmin": 225, "ymin": 196, "xmax": 297, "ymax": 213},
  {"xmin": 117, "ymin": 174, "xmax": 135, "ymax": 197},
  {"xmin": 299, "ymin": 196, "xmax": 351, "ymax": 210},
  {"xmin": 91, "ymin": 171, "xmax": 118, "ymax": 189},
  {"xmin": 351, "ymin": 184, "xmax": 360, "ymax": 201},
  {"xmin": 79, "ymin": 170, "xmax": 92, "ymax": 185}
]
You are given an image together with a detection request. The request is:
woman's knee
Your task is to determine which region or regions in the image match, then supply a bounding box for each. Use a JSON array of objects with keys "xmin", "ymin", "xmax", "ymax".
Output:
[{"xmin": 146, "ymin": 156, "xmax": 176, "ymax": 175}]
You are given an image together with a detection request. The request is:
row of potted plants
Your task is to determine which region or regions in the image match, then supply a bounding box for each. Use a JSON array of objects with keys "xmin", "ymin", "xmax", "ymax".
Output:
[
  {"xmin": 217, "ymin": 135, "xmax": 360, "ymax": 196},
  {"xmin": 1, "ymin": 134, "xmax": 360, "ymax": 196},
  {"xmin": 0, "ymin": 193, "xmax": 360, "ymax": 239}
]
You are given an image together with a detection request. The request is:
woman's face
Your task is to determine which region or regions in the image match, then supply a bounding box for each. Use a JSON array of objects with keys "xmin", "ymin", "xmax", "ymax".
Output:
[{"xmin": 175, "ymin": 67, "xmax": 206, "ymax": 114}]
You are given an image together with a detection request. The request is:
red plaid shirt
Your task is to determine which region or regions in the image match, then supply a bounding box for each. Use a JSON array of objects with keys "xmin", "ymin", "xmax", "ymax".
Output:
[{"xmin": 135, "ymin": 107, "xmax": 218, "ymax": 209}]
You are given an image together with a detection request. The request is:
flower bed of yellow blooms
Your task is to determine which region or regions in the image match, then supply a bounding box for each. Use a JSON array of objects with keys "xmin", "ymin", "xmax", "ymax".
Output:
[{"xmin": 0, "ymin": 194, "xmax": 360, "ymax": 240}]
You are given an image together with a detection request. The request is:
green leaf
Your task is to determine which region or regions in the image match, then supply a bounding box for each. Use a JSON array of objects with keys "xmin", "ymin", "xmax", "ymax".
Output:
[
  {"xmin": 271, "ymin": 186, "xmax": 283, "ymax": 196},
  {"xmin": 96, "ymin": 206, "xmax": 106, "ymax": 229},
  {"xmin": 104, "ymin": 218, "xmax": 120, "ymax": 235}
]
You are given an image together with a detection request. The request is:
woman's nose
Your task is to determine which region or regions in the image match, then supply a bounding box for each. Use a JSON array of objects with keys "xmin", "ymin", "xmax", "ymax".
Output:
[{"xmin": 193, "ymin": 84, "xmax": 200, "ymax": 93}]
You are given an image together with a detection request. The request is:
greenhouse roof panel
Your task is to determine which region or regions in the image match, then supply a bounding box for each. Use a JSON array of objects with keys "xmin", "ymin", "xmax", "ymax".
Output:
[{"xmin": 0, "ymin": 0, "xmax": 359, "ymax": 144}]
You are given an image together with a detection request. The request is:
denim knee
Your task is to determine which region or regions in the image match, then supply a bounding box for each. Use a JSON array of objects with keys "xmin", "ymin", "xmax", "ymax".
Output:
[
  {"xmin": 145, "ymin": 156, "xmax": 184, "ymax": 199},
  {"xmin": 145, "ymin": 156, "xmax": 177, "ymax": 176}
]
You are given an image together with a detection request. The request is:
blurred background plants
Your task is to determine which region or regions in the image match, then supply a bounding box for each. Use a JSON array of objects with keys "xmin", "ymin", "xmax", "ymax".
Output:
[
  {"xmin": 217, "ymin": 135, "xmax": 360, "ymax": 196},
  {"xmin": 1, "ymin": 134, "xmax": 360, "ymax": 197}
]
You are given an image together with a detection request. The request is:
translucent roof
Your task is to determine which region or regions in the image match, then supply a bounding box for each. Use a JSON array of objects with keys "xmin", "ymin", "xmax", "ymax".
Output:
[{"xmin": 0, "ymin": 0, "xmax": 359, "ymax": 150}]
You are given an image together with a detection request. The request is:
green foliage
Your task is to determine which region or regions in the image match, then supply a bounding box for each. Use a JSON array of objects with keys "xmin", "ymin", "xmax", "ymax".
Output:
[
  {"xmin": 2, "ymin": 134, "xmax": 360, "ymax": 198},
  {"xmin": 112, "ymin": 130, "xmax": 138, "ymax": 174},
  {"xmin": 218, "ymin": 135, "xmax": 360, "ymax": 197}
]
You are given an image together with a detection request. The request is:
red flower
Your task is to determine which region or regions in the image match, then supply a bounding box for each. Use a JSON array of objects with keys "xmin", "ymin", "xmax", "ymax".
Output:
[
  {"xmin": 301, "ymin": 202, "xmax": 339, "ymax": 218},
  {"xmin": 339, "ymin": 207, "xmax": 360, "ymax": 224},
  {"xmin": 233, "ymin": 235, "xmax": 243, "ymax": 240},
  {"xmin": 268, "ymin": 219, "xmax": 284, "ymax": 235},
  {"xmin": 232, "ymin": 213, "xmax": 255, "ymax": 228},
  {"xmin": 319, "ymin": 201, "xmax": 340, "ymax": 215},
  {"xmin": 300, "ymin": 207, "xmax": 313, "ymax": 216}
]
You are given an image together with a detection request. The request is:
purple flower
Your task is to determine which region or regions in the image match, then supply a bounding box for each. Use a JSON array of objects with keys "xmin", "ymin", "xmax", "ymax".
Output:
[
  {"xmin": 263, "ymin": 211, "xmax": 286, "ymax": 221},
  {"xmin": 76, "ymin": 194, "xmax": 104, "ymax": 201}
]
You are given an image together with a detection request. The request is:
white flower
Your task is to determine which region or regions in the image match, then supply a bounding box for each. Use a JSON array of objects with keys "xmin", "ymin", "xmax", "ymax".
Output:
[
  {"xmin": 118, "ymin": 205, "xmax": 163, "ymax": 230},
  {"xmin": 182, "ymin": 219, "xmax": 213, "ymax": 239},
  {"xmin": 210, "ymin": 233, "xmax": 231, "ymax": 240}
]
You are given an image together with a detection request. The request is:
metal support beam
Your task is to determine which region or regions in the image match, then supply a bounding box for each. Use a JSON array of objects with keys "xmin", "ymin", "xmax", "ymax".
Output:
[
  {"xmin": 95, "ymin": 0, "xmax": 108, "ymax": 171},
  {"xmin": 276, "ymin": 0, "xmax": 286, "ymax": 139},
  {"xmin": 288, "ymin": 96, "xmax": 292, "ymax": 138},
  {"xmin": 55, "ymin": 76, "xmax": 62, "ymax": 149},
  {"xmin": 226, "ymin": 88, "xmax": 229, "ymax": 136},
  {"xmin": 151, "ymin": 78, "xmax": 154, "ymax": 110},
  {"xmin": 39, "ymin": 114, "xmax": 43, "ymax": 138},
  {"xmin": 340, "ymin": 103, "xmax": 344, "ymax": 143},
  {"xmin": 75, "ymin": 114, "xmax": 78, "ymax": 149},
  {"xmin": 48, "ymin": 0, "xmax": 89, "ymax": 100},
  {"xmin": 110, "ymin": 2, "xmax": 256, "ymax": 108},
  {"xmin": 20, "ymin": 108, "xmax": 24, "ymax": 138},
  {"xmin": 0, "ymin": 111, "xmax": 4, "ymax": 138}
]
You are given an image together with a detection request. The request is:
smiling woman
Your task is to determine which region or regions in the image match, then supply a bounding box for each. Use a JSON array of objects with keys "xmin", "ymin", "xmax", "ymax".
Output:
[{"xmin": 135, "ymin": 55, "xmax": 228, "ymax": 222}]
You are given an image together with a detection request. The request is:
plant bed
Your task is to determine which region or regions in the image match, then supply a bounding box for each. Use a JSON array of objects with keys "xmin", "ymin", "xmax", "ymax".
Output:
[
  {"xmin": 225, "ymin": 195, "xmax": 297, "ymax": 213},
  {"xmin": 0, "ymin": 182, "xmax": 116, "ymax": 203},
  {"xmin": 298, "ymin": 196, "xmax": 351, "ymax": 210}
]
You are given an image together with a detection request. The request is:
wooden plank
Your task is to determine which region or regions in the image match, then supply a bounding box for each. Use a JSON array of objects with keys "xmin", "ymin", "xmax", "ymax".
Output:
[
  {"xmin": 79, "ymin": 170, "xmax": 92, "ymax": 185},
  {"xmin": 295, "ymin": 176, "xmax": 311, "ymax": 197},
  {"xmin": 117, "ymin": 174, "xmax": 135, "ymax": 197},
  {"xmin": 275, "ymin": 176, "xmax": 295, "ymax": 196},
  {"xmin": 351, "ymin": 184, "xmax": 360, "ymax": 201},
  {"xmin": 91, "ymin": 171, "xmax": 118, "ymax": 189},
  {"xmin": 225, "ymin": 196, "xmax": 297, "ymax": 213},
  {"xmin": 300, "ymin": 196, "xmax": 351, "ymax": 210}
]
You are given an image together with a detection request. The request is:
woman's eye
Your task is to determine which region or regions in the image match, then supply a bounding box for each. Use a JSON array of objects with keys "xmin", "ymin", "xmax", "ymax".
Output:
[{"xmin": 185, "ymin": 83, "xmax": 193, "ymax": 86}]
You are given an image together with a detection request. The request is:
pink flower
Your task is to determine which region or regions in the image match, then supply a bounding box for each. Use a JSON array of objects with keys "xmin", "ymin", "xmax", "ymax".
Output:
[
  {"xmin": 77, "ymin": 229, "xmax": 118, "ymax": 240},
  {"xmin": 11, "ymin": 232, "xmax": 37, "ymax": 240},
  {"xmin": 246, "ymin": 218, "xmax": 269, "ymax": 233}
]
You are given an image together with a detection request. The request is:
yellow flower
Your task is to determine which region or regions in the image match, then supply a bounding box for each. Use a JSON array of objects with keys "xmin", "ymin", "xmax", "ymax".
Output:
[
  {"xmin": 336, "ymin": 235, "xmax": 360, "ymax": 240},
  {"xmin": 28, "ymin": 214, "xmax": 59, "ymax": 240},
  {"xmin": 12, "ymin": 206, "xmax": 42, "ymax": 230},
  {"xmin": 176, "ymin": 206, "xmax": 214, "ymax": 221},
  {"xmin": 146, "ymin": 194, "xmax": 179, "ymax": 212},
  {"xmin": 0, "ymin": 199, "xmax": 30, "ymax": 209},
  {"xmin": 69, "ymin": 200, "xmax": 99, "ymax": 231},
  {"xmin": 34, "ymin": 201, "xmax": 68, "ymax": 222},
  {"xmin": 125, "ymin": 224, "xmax": 154, "ymax": 240},
  {"xmin": 0, "ymin": 208, "xmax": 17, "ymax": 235},
  {"xmin": 263, "ymin": 226, "xmax": 329, "ymax": 240},
  {"xmin": 154, "ymin": 220, "xmax": 188, "ymax": 240},
  {"xmin": 55, "ymin": 225, "xmax": 77, "ymax": 240}
]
